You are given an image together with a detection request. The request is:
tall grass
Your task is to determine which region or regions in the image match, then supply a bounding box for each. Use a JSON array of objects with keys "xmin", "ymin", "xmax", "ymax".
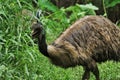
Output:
[
  {"xmin": 0, "ymin": 0, "xmax": 120, "ymax": 80},
  {"xmin": 0, "ymin": 0, "xmax": 38, "ymax": 79}
]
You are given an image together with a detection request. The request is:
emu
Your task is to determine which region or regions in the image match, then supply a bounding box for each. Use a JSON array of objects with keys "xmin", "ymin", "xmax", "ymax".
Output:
[{"xmin": 31, "ymin": 13, "xmax": 120, "ymax": 80}]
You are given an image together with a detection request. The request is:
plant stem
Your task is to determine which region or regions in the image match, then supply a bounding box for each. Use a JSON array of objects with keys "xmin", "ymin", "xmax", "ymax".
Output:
[{"xmin": 102, "ymin": 0, "xmax": 108, "ymax": 17}]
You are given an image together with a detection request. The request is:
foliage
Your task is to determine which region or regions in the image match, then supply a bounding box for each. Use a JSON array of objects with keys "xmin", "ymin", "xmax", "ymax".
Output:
[
  {"xmin": 0, "ymin": 0, "xmax": 120, "ymax": 80},
  {"xmin": 105, "ymin": 0, "xmax": 120, "ymax": 8},
  {"xmin": 37, "ymin": 0, "xmax": 59, "ymax": 12},
  {"xmin": 0, "ymin": 0, "xmax": 38, "ymax": 80},
  {"xmin": 41, "ymin": 3, "xmax": 98, "ymax": 41}
]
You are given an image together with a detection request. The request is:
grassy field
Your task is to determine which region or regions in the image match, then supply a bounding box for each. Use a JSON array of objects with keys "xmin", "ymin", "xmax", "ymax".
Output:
[{"xmin": 0, "ymin": 0, "xmax": 120, "ymax": 80}]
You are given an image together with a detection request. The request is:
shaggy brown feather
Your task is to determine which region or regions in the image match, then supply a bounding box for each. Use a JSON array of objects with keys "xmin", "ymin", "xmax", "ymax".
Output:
[
  {"xmin": 32, "ymin": 15, "xmax": 120, "ymax": 80},
  {"xmin": 48, "ymin": 16, "xmax": 120, "ymax": 67}
]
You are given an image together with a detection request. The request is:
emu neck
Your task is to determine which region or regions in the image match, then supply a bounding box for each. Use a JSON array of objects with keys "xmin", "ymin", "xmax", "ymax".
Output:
[{"xmin": 38, "ymin": 35, "xmax": 49, "ymax": 57}]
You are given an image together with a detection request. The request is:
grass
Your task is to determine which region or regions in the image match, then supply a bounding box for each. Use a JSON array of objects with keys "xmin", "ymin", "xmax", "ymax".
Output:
[{"xmin": 0, "ymin": 0, "xmax": 120, "ymax": 80}]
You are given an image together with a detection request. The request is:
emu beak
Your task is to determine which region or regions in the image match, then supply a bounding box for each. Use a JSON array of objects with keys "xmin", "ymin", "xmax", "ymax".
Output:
[
  {"xmin": 31, "ymin": 30, "xmax": 34, "ymax": 34},
  {"xmin": 31, "ymin": 30, "xmax": 36, "ymax": 38},
  {"xmin": 31, "ymin": 30, "xmax": 34, "ymax": 37}
]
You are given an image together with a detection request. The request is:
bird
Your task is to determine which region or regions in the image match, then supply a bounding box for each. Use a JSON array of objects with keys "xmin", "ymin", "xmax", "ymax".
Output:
[{"xmin": 31, "ymin": 11, "xmax": 120, "ymax": 80}]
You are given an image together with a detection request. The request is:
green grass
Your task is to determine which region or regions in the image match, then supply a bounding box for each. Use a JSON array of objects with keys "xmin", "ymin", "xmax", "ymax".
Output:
[{"xmin": 0, "ymin": 0, "xmax": 120, "ymax": 80}]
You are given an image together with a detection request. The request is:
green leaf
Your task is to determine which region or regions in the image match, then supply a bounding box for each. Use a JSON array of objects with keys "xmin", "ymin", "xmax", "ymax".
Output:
[
  {"xmin": 78, "ymin": 3, "xmax": 98, "ymax": 10},
  {"xmin": 25, "ymin": 64, "xmax": 29, "ymax": 76},
  {"xmin": 0, "ymin": 65, "xmax": 7, "ymax": 76},
  {"xmin": 38, "ymin": 0, "xmax": 58, "ymax": 12},
  {"xmin": 0, "ymin": 11, "xmax": 7, "ymax": 18},
  {"xmin": 105, "ymin": 0, "xmax": 120, "ymax": 8}
]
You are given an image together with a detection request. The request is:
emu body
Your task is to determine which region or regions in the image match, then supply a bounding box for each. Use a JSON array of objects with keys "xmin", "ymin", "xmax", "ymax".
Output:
[{"xmin": 31, "ymin": 16, "xmax": 120, "ymax": 80}]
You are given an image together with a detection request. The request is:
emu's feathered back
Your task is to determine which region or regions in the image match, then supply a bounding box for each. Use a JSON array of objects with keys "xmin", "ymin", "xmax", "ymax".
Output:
[{"xmin": 49, "ymin": 16, "xmax": 120, "ymax": 66}]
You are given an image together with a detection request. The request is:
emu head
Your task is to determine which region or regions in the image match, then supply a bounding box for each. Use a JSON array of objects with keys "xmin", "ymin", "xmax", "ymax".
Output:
[
  {"xmin": 31, "ymin": 22, "xmax": 43, "ymax": 38},
  {"xmin": 31, "ymin": 10, "xmax": 45, "ymax": 41}
]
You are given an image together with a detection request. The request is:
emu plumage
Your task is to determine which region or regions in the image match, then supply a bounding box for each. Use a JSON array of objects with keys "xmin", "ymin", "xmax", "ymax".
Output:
[{"xmin": 31, "ymin": 15, "xmax": 120, "ymax": 80}]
